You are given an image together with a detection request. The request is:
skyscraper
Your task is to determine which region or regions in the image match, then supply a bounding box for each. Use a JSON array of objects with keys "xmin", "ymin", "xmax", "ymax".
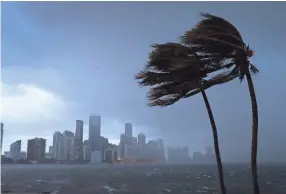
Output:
[
  {"xmin": 63, "ymin": 130, "xmax": 74, "ymax": 160},
  {"xmin": 1, "ymin": 122, "xmax": 4, "ymax": 151},
  {"xmin": 74, "ymin": 120, "xmax": 84, "ymax": 160},
  {"xmin": 10, "ymin": 140, "xmax": 21, "ymax": 160},
  {"xmin": 27, "ymin": 138, "xmax": 46, "ymax": 161},
  {"xmin": 53, "ymin": 131, "xmax": 63, "ymax": 160},
  {"xmin": 119, "ymin": 132, "xmax": 133, "ymax": 159},
  {"xmin": 125, "ymin": 123, "xmax": 132, "ymax": 137},
  {"xmin": 138, "ymin": 133, "xmax": 146, "ymax": 152},
  {"xmin": 89, "ymin": 115, "xmax": 101, "ymax": 152}
]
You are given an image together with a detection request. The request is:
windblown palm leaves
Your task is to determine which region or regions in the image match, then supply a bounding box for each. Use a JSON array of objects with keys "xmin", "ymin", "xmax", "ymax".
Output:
[
  {"xmin": 136, "ymin": 43, "xmax": 237, "ymax": 107},
  {"xmin": 135, "ymin": 13, "xmax": 260, "ymax": 194},
  {"xmin": 180, "ymin": 13, "xmax": 259, "ymax": 80},
  {"xmin": 180, "ymin": 14, "xmax": 260, "ymax": 194}
]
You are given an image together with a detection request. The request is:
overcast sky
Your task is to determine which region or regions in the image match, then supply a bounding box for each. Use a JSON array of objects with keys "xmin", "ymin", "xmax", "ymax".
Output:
[{"xmin": 1, "ymin": 2, "xmax": 286, "ymax": 163}]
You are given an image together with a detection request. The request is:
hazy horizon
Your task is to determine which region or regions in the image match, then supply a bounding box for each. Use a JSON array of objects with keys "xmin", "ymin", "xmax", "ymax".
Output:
[{"xmin": 1, "ymin": 2, "xmax": 286, "ymax": 163}]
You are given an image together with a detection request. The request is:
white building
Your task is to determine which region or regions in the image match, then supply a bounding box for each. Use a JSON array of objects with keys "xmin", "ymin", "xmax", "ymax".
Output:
[{"xmin": 90, "ymin": 150, "xmax": 102, "ymax": 164}]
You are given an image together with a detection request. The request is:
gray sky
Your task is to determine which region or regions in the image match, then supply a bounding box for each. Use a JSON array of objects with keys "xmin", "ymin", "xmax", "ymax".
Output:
[{"xmin": 1, "ymin": 2, "xmax": 286, "ymax": 163}]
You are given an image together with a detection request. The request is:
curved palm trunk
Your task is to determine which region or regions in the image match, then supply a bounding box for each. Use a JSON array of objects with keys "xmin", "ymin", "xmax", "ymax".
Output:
[
  {"xmin": 245, "ymin": 71, "xmax": 260, "ymax": 194},
  {"xmin": 201, "ymin": 90, "xmax": 227, "ymax": 194}
]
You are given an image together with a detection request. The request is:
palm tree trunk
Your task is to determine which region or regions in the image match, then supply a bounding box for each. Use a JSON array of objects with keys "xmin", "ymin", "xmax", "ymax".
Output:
[
  {"xmin": 201, "ymin": 89, "xmax": 227, "ymax": 194},
  {"xmin": 245, "ymin": 71, "xmax": 260, "ymax": 194}
]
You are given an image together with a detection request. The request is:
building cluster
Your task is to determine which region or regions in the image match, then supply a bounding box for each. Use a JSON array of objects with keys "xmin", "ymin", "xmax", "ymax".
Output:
[
  {"xmin": 1, "ymin": 116, "xmax": 167, "ymax": 164},
  {"xmin": 1, "ymin": 120, "xmax": 215, "ymax": 165}
]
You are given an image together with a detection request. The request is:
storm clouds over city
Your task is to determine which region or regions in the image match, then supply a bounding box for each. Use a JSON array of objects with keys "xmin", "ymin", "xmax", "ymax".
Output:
[{"xmin": 1, "ymin": 2, "xmax": 286, "ymax": 163}]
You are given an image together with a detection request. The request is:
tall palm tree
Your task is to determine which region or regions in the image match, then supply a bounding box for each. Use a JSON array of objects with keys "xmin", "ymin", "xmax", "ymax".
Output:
[
  {"xmin": 181, "ymin": 13, "xmax": 260, "ymax": 194},
  {"xmin": 136, "ymin": 42, "xmax": 237, "ymax": 194}
]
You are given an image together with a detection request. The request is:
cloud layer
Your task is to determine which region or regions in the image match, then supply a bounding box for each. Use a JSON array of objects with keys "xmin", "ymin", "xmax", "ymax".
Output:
[{"xmin": 1, "ymin": 83, "xmax": 66, "ymax": 123}]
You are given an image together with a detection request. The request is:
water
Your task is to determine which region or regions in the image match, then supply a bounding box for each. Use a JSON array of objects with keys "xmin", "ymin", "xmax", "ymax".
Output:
[{"xmin": 2, "ymin": 164, "xmax": 286, "ymax": 194}]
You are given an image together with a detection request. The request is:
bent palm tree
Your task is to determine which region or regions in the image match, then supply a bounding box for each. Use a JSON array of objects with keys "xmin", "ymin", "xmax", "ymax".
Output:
[
  {"xmin": 136, "ymin": 43, "xmax": 236, "ymax": 194},
  {"xmin": 181, "ymin": 13, "xmax": 260, "ymax": 194}
]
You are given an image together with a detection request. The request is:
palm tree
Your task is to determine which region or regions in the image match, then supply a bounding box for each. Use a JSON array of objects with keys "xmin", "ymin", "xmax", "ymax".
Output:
[
  {"xmin": 180, "ymin": 13, "xmax": 260, "ymax": 194},
  {"xmin": 136, "ymin": 42, "xmax": 237, "ymax": 194}
]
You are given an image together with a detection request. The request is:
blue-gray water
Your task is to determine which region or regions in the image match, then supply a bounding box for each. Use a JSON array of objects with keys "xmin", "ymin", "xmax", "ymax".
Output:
[{"xmin": 2, "ymin": 164, "xmax": 286, "ymax": 194}]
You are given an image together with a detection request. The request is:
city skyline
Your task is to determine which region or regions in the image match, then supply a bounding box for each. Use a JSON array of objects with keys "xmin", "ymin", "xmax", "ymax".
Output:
[
  {"xmin": 0, "ymin": 116, "xmax": 169, "ymax": 154},
  {"xmin": 3, "ymin": 115, "xmax": 206, "ymax": 164},
  {"xmin": 2, "ymin": 2, "xmax": 286, "ymax": 163},
  {"xmin": 0, "ymin": 116, "xmax": 165, "ymax": 154}
]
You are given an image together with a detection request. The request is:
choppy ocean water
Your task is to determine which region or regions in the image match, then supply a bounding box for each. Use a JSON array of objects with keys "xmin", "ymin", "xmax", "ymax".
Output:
[{"xmin": 1, "ymin": 164, "xmax": 286, "ymax": 194}]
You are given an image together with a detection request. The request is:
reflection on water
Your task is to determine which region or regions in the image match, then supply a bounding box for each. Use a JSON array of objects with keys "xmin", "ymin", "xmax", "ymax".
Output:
[{"xmin": 2, "ymin": 164, "xmax": 286, "ymax": 194}]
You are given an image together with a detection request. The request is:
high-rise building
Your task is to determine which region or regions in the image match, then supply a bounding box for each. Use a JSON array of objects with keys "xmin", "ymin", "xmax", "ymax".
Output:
[
  {"xmin": 125, "ymin": 123, "xmax": 132, "ymax": 137},
  {"xmin": 119, "ymin": 133, "xmax": 132, "ymax": 158},
  {"xmin": 1, "ymin": 122, "xmax": 3, "ymax": 151},
  {"xmin": 63, "ymin": 130, "xmax": 74, "ymax": 160},
  {"xmin": 83, "ymin": 140, "xmax": 90, "ymax": 161},
  {"xmin": 10, "ymin": 140, "xmax": 21, "ymax": 160},
  {"xmin": 53, "ymin": 132, "xmax": 63, "ymax": 160},
  {"xmin": 74, "ymin": 120, "xmax": 84, "ymax": 160},
  {"xmin": 89, "ymin": 115, "xmax": 101, "ymax": 152},
  {"xmin": 138, "ymin": 133, "xmax": 146, "ymax": 152},
  {"xmin": 27, "ymin": 138, "xmax": 46, "ymax": 161}
]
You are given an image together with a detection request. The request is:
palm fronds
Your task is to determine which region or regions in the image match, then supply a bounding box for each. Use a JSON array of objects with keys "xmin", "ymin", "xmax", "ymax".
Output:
[
  {"xmin": 135, "ymin": 42, "xmax": 237, "ymax": 107},
  {"xmin": 136, "ymin": 13, "xmax": 258, "ymax": 107},
  {"xmin": 180, "ymin": 13, "xmax": 258, "ymax": 80}
]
